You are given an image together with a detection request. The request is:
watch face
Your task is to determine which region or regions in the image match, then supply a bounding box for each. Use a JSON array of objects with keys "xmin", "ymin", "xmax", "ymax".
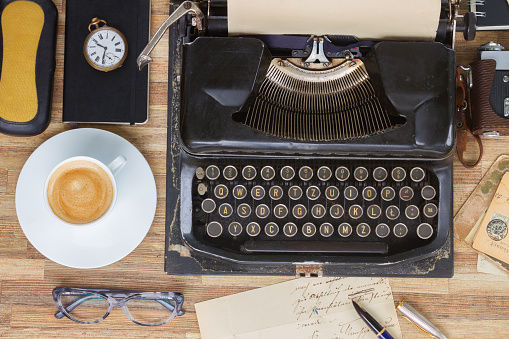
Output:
[{"xmin": 84, "ymin": 27, "xmax": 127, "ymax": 71}]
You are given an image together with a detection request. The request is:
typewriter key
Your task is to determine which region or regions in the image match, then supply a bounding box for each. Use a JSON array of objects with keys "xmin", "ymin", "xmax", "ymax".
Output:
[
  {"xmin": 421, "ymin": 186, "xmax": 436, "ymax": 200},
  {"xmin": 423, "ymin": 203, "xmax": 438, "ymax": 218},
  {"xmin": 391, "ymin": 167, "xmax": 406, "ymax": 182},
  {"xmin": 399, "ymin": 186, "xmax": 414, "ymax": 201},
  {"xmin": 362, "ymin": 186, "xmax": 377, "ymax": 201},
  {"xmin": 288, "ymin": 186, "xmax": 303, "ymax": 200},
  {"xmin": 366, "ymin": 205, "xmax": 382, "ymax": 219},
  {"xmin": 375, "ymin": 223, "xmax": 390, "ymax": 238},
  {"xmin": 233, "ymin": 185, "xmax": 247, "ymax": 199},
  {"xmin": 237, "ymin": 203, "xmax": 251, "ymax": 218},
  {"xmin": 405, "ymin": 205, "xmax": 419, "ymax": 219},
  {"xmin": 373, "ymin": 167, "xmax": 388, "ymax": 182},
  {"xmin": 330, "ymin": 204, "xmax": 345, "ymax": 219},
  {"xmin": 251, "ymin": 185, "xmax": 265, "ymax": 200},
  {"xmin": 306, "ymin": 186, "xmax": 321, "ymax": 200},
  {"xmin": 201, "ymin": 199, "xmax": 216, "ymax": 213},
  {"xmin": 335, "ymin": 166, "xmax": 350, "ymax": 181},
  {"xmin": 228, "ymin": 222, "xmax": 243, "ymax": 236},
  {"xmin": 386, "ymin": 205, "xmax": 400, "ymax": 220},
  {"xmin": 223, "ymin": 166, "xmax": 238, "ymax": 180},
  {"xmin": 261, "ymin": 166, "xmax": 275, "ymax": 181},
  {"xmin": 317, "ymin": 166, "xmax": 332, "ymax": 181},
  {"xmin": 356, "ymin": 223, "xmax": 371, "ymax": 237},
  {"xmin": 242, "ymin": 166, "xmax": 257, "ymax": 180},
  {"xmin": 344, "ymin": 186, "xmax": 358, "ymax": 200},
  {"xmin": 393, "ymin": 223, "xmax": 408, "ymax": 238},
  {"xmin": 283, "ymin": 222, "xmax": 298, "ymax": 237},
  {"xmin": 354, "ymin": 167, "xmax": 369, "ymax": 181},
  {"xmin": 299, "ymin": 166, "xmax": 313, "ymax": 181},
  {"xmin": 255, "ymin": 204, "xmax": 270, "ymax": 219},
  {"xmin": 206, "ymin": 222, "xmax": 223, "ymax": 238},
  {"xmin": 349, "ymin": 205, "xmax": 363, "ymax": 219},
  {"xmin": 246, "ymin": 222, "xmax": 261, "ymax": 236},
  {"xmin": 205, "ymin": 165, "xmax": 220, "ymax": 180},
  {"xmin": 302, "ymin": 222, "xmax": 316, "ymax": 237},
  {"xmin": 410, "ymin": 167, "xmax": 425, "ymax": 182},
  {"xmin": 417, "ymin": 223, "xmax": 434, "ymax": 239},
  {"xmin": 195, "ymin": 167, "xmax": 205, "ymax": 180},
  {"xmin": 214, "ymin": 184, "xmax": 229, "ymax": 199},
  {"xmin": 325, "ymin": 186, "xmax": 340, "ymax": 200},
  {"xmin": 320, "ymin": 223, "xmax": 334, "ymax": 237},
  {"xmin": 338, "ymin": 223, "xmax": 353, "ymax": 237},
  {"xmin": 265, "ymin": 222, "xmax": 279, "ymax": 237},
  {"xmin": 381, "ymin": 187, "xmax": 396, "ymax": 201},
  {"xmin": 281, "ymin": 166, "xmax": 295, "ymax": 181},
  {"xmin": 269, "ymin": 186, "xmax": 284, "ymax": 200},
  {"xmin": 218, "ymin": 203, "xmax": 233, "ymax": 218},
  {"xmin": 292, "ymin": 204, "xmax": 307, "ymax": 219},
  {"xmin": 274, "ymin": 204, "xmax": 288, "ymax": 219},
  {"xmin": 311, "ymin": 204, "xmax": 326, "ymax": 218},
  {"xmin": 197, "ymin": 183, "xmax": 207, "ymax": 196}
]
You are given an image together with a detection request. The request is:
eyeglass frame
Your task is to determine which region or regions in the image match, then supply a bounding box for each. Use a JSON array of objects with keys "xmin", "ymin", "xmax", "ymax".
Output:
[{"xmin": 52, "ymin": 287, "xmax": 185, "ymax": 326}]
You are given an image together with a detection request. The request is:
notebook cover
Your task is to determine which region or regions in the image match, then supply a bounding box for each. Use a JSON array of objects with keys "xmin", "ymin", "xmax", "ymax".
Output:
[
  {"xmin": 472, "ymin": 0, "xmax": 509, "ymax": 30},
  {"xmin": 63, "ymin": 0, "xmax": 149, "ymax": 124}
]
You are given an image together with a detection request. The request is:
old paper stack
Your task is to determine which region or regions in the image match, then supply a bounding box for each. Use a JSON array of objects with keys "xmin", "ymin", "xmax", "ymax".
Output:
[{"xmin": 195, "ymin": 277, "xmax": 402, "ymax": 339}]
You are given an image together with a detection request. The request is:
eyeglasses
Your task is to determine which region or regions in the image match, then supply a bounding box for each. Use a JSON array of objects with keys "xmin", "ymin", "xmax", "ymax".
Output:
[{"xmin": 53, "ymin": 287, "xmax": 185, "ymax": 326}]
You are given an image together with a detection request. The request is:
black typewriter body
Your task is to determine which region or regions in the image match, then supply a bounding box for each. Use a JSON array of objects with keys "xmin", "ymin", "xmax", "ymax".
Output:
[{"xmin": 166, "ymin": 1, "xmax": 456, "ymax": 277}]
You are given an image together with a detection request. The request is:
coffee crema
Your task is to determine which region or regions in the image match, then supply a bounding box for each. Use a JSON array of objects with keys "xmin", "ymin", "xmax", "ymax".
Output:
[{"xmin": 46, "ymin": 160, "xmax": 114, "ymax": 224}]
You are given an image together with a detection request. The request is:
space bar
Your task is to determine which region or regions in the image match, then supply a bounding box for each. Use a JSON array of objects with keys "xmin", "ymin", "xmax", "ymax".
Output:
[{"xmin": 241, "ymin": 241, "xmax": 388, "ymax": 254}]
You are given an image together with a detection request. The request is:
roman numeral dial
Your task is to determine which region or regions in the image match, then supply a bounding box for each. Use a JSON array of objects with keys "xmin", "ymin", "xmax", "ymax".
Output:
[{"xmin": 84, "ymin": 22, "xmax": 128, "ymax": 72}]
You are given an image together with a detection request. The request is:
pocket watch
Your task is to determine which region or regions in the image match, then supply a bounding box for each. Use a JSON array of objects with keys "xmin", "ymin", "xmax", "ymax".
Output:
[{"xmin": 83, "ymin": 17, "xmax": 128, "ymax": 72}]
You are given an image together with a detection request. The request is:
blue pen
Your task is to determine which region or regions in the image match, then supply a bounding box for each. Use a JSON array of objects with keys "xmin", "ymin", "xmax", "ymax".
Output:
[{"xmin": 352, "ymin": 300, "xmax": 394, "ymax": 339}]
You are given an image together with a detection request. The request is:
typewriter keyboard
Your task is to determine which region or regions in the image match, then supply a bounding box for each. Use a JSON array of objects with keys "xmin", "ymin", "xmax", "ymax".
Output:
[{"xmin": 190, "ymin": 160, "xmax": 440, "ymax": 256}]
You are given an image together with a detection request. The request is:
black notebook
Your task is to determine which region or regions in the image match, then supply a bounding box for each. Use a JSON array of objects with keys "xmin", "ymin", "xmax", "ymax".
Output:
[
  {"xmin": 471, "ymin": 0, "xmax": 509, "ymax": 30},
  {"xmin": 63, "ymin": 0, "xmax": 150, "ymax": 124}
]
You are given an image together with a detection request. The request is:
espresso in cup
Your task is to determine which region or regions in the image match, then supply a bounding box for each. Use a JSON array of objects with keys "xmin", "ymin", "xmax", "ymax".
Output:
[{"xmin": 46, "ymin": 159, "xmax": 114, "ymax": 224}]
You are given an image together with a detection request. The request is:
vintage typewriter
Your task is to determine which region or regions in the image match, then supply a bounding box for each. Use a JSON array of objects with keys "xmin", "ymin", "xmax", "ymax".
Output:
[{"xmin": 140, "ymin": 0, "xmax": 476, "ymax": 277}]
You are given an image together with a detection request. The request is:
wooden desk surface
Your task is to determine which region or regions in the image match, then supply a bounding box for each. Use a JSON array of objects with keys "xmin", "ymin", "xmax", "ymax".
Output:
[{"xmin": 1, "ymin": 2, "xmax": 508, "ymax": 338}]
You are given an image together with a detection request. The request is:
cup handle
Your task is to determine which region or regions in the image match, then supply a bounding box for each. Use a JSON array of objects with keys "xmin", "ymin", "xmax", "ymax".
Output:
[{"xmin": 107, "ymin": 155, "xmax": 127, "ymax": 175}]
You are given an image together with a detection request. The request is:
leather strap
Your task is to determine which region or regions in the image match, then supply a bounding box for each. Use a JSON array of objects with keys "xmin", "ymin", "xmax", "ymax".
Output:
[{"xmin": 456, "ymin": 67, "xmax": 483, "ymax": 168}]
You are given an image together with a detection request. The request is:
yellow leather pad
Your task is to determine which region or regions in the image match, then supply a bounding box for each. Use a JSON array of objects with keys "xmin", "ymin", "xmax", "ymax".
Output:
[{"xmin": 0, "ymin": 1, "xmax": 44, "ymax": 123}]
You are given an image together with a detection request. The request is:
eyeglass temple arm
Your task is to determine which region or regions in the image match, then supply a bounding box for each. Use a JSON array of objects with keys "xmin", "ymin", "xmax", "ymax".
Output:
[{"xmin": 54, "ymin": 294, "xmax": 98, "ymax": 319}]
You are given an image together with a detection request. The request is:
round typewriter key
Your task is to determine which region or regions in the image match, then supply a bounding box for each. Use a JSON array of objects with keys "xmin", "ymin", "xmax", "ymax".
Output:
[
  {"xmin": 265, "ymin": 222, "xmax": 279, "ymax": 237},
  {"xmin": 421, "ymin": 186, "xmax": 436, "ymax": 200},
  {"xmin": 292, "ymin": 204, "xmax": 307, "ymax": 219},
  {"xmin": 417, "ymin": 223, "xmax": 434, "ymax": 239},
  {"xmin": 356, "ymin": 223, "xmax": 371, "ymax": 237},
  {"xmin": 255, "ymin": 204, "xmax": 270, "ymax": 219},
  {"xmin": 344, "ymin": 186, "xmax": 358, "ymax": 200},
  {"xmin": 405, "ymin": 205, "xmax": 419, "ymax": 219},
  {"xmin": 330, "ymin": 204, "xmax": 345, "ymax": 219},
  {"xmin": 242, "ymin": 165, "xmax": 257, "ymax": 180},
  {"xmin": 251, "ymin": 185, "xmax": 265, "ymax": 200},
  {"xmin": 281, "ymin": 166, "xmax": 295, "ymax": 181},
  {"xmin": 269, "ymin": 186, "xmax": 284, "ymax": 200},
  {"xmin": 197, "ymin": 183, "xmax": 207, "ymax": 196},
  {"xmin": 354, "ymin": 167, "xmax": 369, "ymax": 181},
  {"xmin": 205, "ymin": 165, "xmax": 220, "ymax": 180},
  {"xmin": 410, "ymin": 167, "xmax": 425, "ymax": 182},
  {"xmin": 283, "ymin": 222, "xmax": 298, "ymax": 237},
  {"xmin": 325, "ymin": 186, "xmax": 340, "ymax": 200},
  {"xmin": 261, "ymin": 166, "xmax": 276, "ymax": 181},
  {"xmin": 335, "ymin": 166, "xmax": 350, "ymax": 181},
  {"xmin": 423, "ymin": 203, "xmax": 438, "ymax": 218},
  {"xmin": 302, "ymin": 222, "xmax": 316, "ymax": 237},
  {"xmin": 386, "ymin": 205, "xmax": 400, "ymax": 220},
  {"xmin": 228, "ymin": 222, "xmax": 243, "ymax": 236},
  {"xmin": 317, "ymin": 166, "xmax": 332, "ymax": 181},
  {"xmin": 246, "ymin": 222, "xmax": 261, "ymax": 236},
  {"xmin": 214, "ymin": 184, "xmax": 229, "ymax": 199},
  {"xmin": 237, "ymin": 203, "xmax": 251, "ymax": 218},
  {"xmin": 349, "ymin": 204, "xmax": 363, "ymax": 219},
  {"xmin": 399, "ymin": 186, "xmax": 414, "ymax": 201},
  {"xmin": 338, "ymin": 223, "xmax": 353, "ymax": 237},
  {"xmin": 391, "ymin": 167, "xmax": 406, "ymax": 182},
  {"xmin": 375, "ymin": 223, "xmax": 391, "ymax": 238},
  {"xmin": 207, "ymin": 222, "xmax": 223, "ymax": 238},
  {"xmin": 274, "ymin": 204, "xmax": 288, "ymax": 219},
  {"xmin": 299, "ymin": 166, "xmax": 313, "ymax": 181},
  {"xmin": 311, "ymin": 204, "xmax": 326, "ymax": 219},
  {"xmin": 233, "ymin": 185, "xmax": 247, "ymax": 199},
  {"xmin": 306, "ymin": 186, "xmax": 321, "ymax": 200},
  {"xmin": 288, "ymin": 186, "xmax": 303, "ymax": 200},
  {"xmin": 218, "ymin": 203, "xmax": 233, "ymax": 218},
  {"xmin": 381, "ymin": 187, "xmax": 396, "ymax": 201},
  {"xmin": 201, "ymin": 199, "xmax": 216, "ymax": 214},
  {"xmin": 320, "ymin": 223, "xmax": 334, "ymax": 237},
  {"xmin": 362, "ymin": 186, "xmax": 377, "ymax": 201},
  {"xmin": 223, "ymin": 165, "xmax": 238, "ymax": 180},
  {"xmin": 195, "ymin": 167, "xmax": 205, "ymax": 180},
  {"xmin": 373, "ymin": 167, "xmax": 388, "ymax": 182},
  {"xmin": 366, "ymin": 205, "xmax": 382, "ymax": 219},
  {"xmin": 393, "ymin": 223, "xmax": 408, "ymax": 238}
]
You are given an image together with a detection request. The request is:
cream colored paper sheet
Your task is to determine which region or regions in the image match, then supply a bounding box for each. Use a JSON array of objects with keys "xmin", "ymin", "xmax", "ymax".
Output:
[
  {"xmin": 228, "ymin": 0, "xmax": 441, "ymax": 40},
  {"xmin": 195, "ymin": 277, "xmax": 402, "ymax": 339}
]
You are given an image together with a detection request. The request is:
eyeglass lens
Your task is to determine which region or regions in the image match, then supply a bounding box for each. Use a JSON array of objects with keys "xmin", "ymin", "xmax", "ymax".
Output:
[
  {"xmin": 60, "ymin": 292, "xmax": 109, "ymax": 323},
  {"xmin": 125, "ymin": 296, "xmax": 177, "ymax": 325}
]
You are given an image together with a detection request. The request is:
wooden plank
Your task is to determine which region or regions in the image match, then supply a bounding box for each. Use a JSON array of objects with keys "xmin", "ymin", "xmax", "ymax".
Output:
[{"xmin": 0, "ymin": 259, "xmax": 44, "ymax": 280}]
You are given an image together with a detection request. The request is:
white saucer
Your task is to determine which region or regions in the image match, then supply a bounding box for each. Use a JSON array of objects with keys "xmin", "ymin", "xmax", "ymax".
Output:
[{"xmin": 16, "ymin": 128, "xmax": 157, "ymax": 269}]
